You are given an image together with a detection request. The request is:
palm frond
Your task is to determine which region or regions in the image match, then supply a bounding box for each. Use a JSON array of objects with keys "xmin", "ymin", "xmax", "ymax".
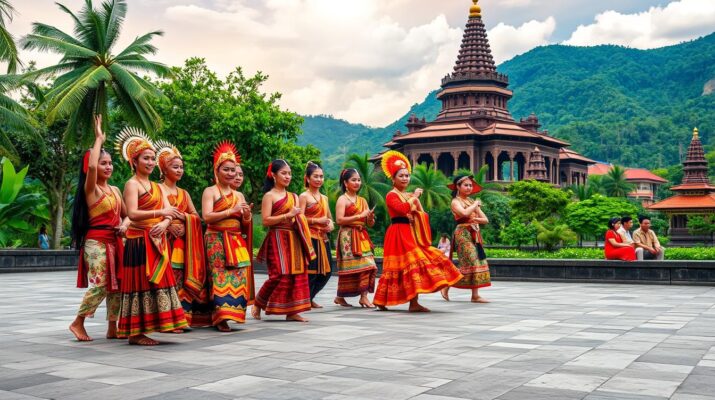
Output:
[
  {"xmin": 116, "ymin": 59, "xmax": 172, "ymax": 78},
  {"xmin": 108, "ymin": 63, "xmax": 147, "ymax": 99},
  {"xmin": 29, "ymin": 23, "xmax": 85, "ymax": 48},
  {"xmin": 44, "ymin": 65, "xmax": 111, "ymax": 123},
  {"xmin": 101, "ymin": 0, "xmax": 127, "ymax": 51},
  {"xmin": 22, "ymin": 33, "xmax": 98, "ymax": 59},
  {"xmin": 0, "ymin": 25, "xmax": 20, "ymax": 74},
  {"xmin": 116, "ymin": 31, "xmax": 163, "ymax": 58}
]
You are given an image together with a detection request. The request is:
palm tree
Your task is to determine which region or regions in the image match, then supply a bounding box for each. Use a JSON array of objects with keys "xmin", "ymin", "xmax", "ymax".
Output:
[
  {"xmin": 453, "ymin": 165, "xmax": 502, "ymax": 192},
  {"xmin": 343, "ymin": 153, "xmax": 391, "ymax": 208},
  {"xmin": 587, "ymin": 175, "xmax": 605, "ymax": 195},
  {"xmin": 409, "ymin": 164, "xmax": 451, "ymax": 210},
  {"xmin": 603, "ymin": 165, "xmax": 633, "ymax": 197},
  {"xmin": 0, "ymin": 0, "xmax": 20, "ymax": 73},
  {"xmin": 0, "ymin": 74, "xmax": 32, "ymax": 163},
  {"xmin": 21, "ymin": 0, "xmax": 170, "ymax": 143},
  {"xmin": 569, "ymin": 183, "xmax": 595, "ymax": 201}
]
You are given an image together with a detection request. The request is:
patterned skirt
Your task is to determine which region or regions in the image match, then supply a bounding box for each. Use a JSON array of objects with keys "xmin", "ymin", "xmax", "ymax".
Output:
[
  {"xmin": 336, "ymin": 227, "xmax": 377, "ymax": 298},
  {"xmin": 255, "ymin": 229, "xmax": 311, "ymax": 315},
  {"xmin": 205, "ymin": 232, "xmax": 251, "ymax": 324},
  {"xmin": 373, "ymin": 224, "xmax": 462, "ymax": 307},
  {"xmin": 172, "ymin": 269, "xmax": 212, "ymax": 327},
  {"xmin": 118, "ymin": 238, "xmax": 187, "ymax": 337},
  {"xmin": 453, "ymin": 225, "xmax": 491, "ymax": 289}
]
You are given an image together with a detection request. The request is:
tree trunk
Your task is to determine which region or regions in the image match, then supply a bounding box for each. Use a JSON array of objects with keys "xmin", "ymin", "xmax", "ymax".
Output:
[{"xmin": 52, "ymin": 200, "xmax": 64, "ymax": 249}]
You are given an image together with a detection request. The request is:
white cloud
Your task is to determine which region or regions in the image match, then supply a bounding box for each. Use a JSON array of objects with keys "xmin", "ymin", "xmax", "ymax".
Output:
[
  {"xmin": 488, "ymin": 17, "xmax": 556, "ymax": 63},
  {"xmin": 564, "ymin": 0, "xmax": 715, "ymax": 48}
]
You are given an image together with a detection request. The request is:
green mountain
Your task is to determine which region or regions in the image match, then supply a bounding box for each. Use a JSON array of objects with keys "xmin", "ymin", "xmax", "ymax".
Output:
[{"xmin": 300, "ymin": 32, "xmax": 715, "ymax": 176}]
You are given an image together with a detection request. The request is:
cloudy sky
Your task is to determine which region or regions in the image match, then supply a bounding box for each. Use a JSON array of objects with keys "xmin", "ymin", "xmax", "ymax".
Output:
[{"xmin": 6, "ymin": 0, "xmax": 715, "ymax": 126}]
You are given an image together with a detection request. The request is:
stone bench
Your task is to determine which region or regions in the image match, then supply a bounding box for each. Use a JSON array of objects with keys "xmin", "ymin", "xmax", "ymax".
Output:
[{"xmin": 3, "ymin": 250, "xmax": 714, "ymax": 286}]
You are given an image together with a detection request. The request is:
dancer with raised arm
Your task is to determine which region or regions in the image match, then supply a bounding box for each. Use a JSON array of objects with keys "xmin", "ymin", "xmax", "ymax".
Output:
[{"xmin": 373, "ymin": 151, "xmax": 462, "ymax": 312}]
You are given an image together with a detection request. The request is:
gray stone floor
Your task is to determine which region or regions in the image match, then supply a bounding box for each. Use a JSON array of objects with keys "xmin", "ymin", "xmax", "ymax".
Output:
[{"xmin": 1, "ymin": 272, "xmax": 714, "ymax": 400}]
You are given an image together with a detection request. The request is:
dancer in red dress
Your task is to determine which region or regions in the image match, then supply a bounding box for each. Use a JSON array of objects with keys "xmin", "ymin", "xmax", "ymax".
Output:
[
  {"xmin": 373, "ymin": 151, "xmax": 463, "ymax": 312},
  {"xmin": 253, "ymin": 159, "xmax": 314, "ymax": 322}
]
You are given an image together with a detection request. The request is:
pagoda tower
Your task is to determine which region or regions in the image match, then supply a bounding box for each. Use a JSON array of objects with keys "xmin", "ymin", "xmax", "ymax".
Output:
[{"xmin": 525, "ymin": 147, "xmax": 549, "ymax": 182}]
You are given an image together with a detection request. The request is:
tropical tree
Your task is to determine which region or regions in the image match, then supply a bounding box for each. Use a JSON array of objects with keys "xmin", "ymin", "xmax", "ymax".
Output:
[
  {"xmin": 569, "ymin": 183, "xmax": 596, "ymax": 201},
  {"xmin": 0, "ymin": 0, "xmax": 20, "ymax": 73},
  {"xmin": 409, "ymin": 164, "xmax": 451, "ymax": 210},
  {"xmin": 587, "ymin": 175, "xmax": 606, "ymax": 196},
  {"xmin": 343, "ymin": 153, "xmax": 390, "ymax": 208},
  {"xmin": 563, "ymin": 194, "xmax": 638, "ymax": 244},
  {"xmin": 21, "ymin": 0, "xmax": 170, "ymax": 143},
  {"xmin": 602, "ymin": 165, "xmax": 633, "ymax": 197},
  {"xmin": 0, "ymin": 74, "xmax": 31, "ymax": 161},
  {"xmin": 533, "ymin": 219, "xmax": 577, "ymax": 251},
  {"xmin": 500, "ymin": 221, "xmax": 537, "ymax": 248},
  {"xmin": 508, "ymin": 179, "xmax": 571, "ymax": 222}
]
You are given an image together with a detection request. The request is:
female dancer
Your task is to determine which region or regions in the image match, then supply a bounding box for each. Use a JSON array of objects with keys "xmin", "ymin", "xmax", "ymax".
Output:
[
  {"xmin": 334, "ymin": 168, "xmax": 377, "ymax": 308},
  {"xmin": 156, "ymin": 141, "xmax": 211, "ymax": 328},
  {"xmin": 201, "ymin": 142, "xmax": 255, "ymax": 331},
  {"xmin": 299, "ymin": 161, "xmax": 333, "ymax": 308},
  {"xmin": 441, "ymin": 174, "xmax": 491, "ymax": 303},
  {"xmin": 117, "ymin": 128, "xmax": 187, "ymax": 345},
  {"xmin": 70, "ymin": 115, "xmax": 129, "ymax": 341},
  {"xmin": 373, "ymin": 151, "xmax": 462, "ymax": 312},
  {"xmin": 253, "ymin": 159, "xmax": 313, "ymax": 322}
]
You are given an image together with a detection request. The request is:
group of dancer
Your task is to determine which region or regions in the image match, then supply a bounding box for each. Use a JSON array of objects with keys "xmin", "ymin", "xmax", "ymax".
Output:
[{"xmin": 69, "ymin": 117, "xmax": 492, "ymax": 346}]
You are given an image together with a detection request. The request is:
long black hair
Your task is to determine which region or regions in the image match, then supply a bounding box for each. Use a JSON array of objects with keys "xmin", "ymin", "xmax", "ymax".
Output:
[
  {"xmin": 262, "ymin": 159, "xmax": 290, "ymax": 193},
  {"xmin": 339, "ymin": 168, "xmax": 359, "ymax": 193},
  {"xmin": 304, "ymin": 161, "xmax": 322, "ymax": 187},
  {"xmin": 607, "ymin": 217, "xmax": 621, "ymax": 230},
  {"xmin": 451, "ymin": 174, "xmax": 470, "ymax": 198},
  {"xmin": 71, "ymin": 149, "xmax": 107, "ymax": 249}
]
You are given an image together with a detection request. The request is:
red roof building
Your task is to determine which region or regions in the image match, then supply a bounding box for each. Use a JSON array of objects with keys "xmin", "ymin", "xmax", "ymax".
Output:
[
  {"xmin": 373, "ymin": 0, "xmax": 594, "ymax": 185},
  {"xmin": 588, "ymin": 163, "xmax": 668, "ymax": 205},
  {"xmin": 649, "ymin": 128, "xmax": 715, "ymax": 245}
]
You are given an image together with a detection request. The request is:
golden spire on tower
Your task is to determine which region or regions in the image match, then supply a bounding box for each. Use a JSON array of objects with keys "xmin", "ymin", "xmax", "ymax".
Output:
[
  {"xmin": 470, "ymin": 0, "xmax": 482, "ymax": 18},
  {"xmin": 694, "ymin": 127, "xmax": 699, "ymax": 139}
]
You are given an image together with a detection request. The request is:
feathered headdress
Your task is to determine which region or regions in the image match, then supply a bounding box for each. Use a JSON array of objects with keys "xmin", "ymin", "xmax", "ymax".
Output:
[
  {"xmin": 114, "ymin": 127, "xmax": 155, "ymax": 171},
  {"xmin": 155, "ymin": 139, "xmax": 182, "ymax": 178},
  {"xmin": 448, "ymin": 175, "xmax": 482, "ymax": 195},
  {"xmin": 213, "ymin": 141, "xmax": 240, "ymax": 182},
  {"xmin": 381, "ymin": 150, "xmax": 411, "ymax": 179}
]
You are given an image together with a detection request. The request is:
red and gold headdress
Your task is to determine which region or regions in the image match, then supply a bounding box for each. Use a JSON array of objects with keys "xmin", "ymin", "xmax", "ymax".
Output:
[
  {"xmin": 115, "ymin": 127, "xmax": 155, "ymax": 171},
  {"xmin": 213, "ymin": 141, "xmax": 240, "ymax": 182},
  {"xmin": 381, "ymin": 150, "xmax": 411, "ymax": 179},
  {"xmin": 155, "ymin": 139, "xmax": 182, "ymax": 177},
  {"xmin": 447, "ymin": 175, "xmax": 482, "ymax": 195}
]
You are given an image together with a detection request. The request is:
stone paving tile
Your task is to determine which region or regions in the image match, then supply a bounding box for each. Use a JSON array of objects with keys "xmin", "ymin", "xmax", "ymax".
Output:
[{"xmin": 1, "ymin": 272, "xmax": 715, "ymax": 400}]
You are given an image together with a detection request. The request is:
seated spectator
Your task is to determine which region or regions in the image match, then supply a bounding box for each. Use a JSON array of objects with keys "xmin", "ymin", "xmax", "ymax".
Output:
[
  {"xmin": 617, "ymin": 216, "xmax": 643, "ymax": 259},
  {"xmin": 437, "ymin": 233, "xmax": 451, "ymax": 258},
  {"xmin": 604, "ymin": 217, "xmax": 636, "ymax": 261},
  {"xmin": 633, "ymin": 216, "xmax": 666, "ymax": 260}
]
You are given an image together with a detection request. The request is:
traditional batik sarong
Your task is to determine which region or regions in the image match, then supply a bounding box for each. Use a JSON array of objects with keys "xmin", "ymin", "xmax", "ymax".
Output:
[
  {"xmin": 452, "ymin": 215, "xmax": 491, "ymax": 289},
  {"xmin": 118, "ymin": 182, "xmax": 187, "ymax": 337},
  {"xmin": 373, "ymin": 191, "xmax": 462, "ymax": 307},
  {"xmin": 76, "ymin": 189, "xmax": 123, "ymax": 320},
  {"xmin": 205, "ymin": 191, "xmax": 254, "ymax": 325},
  {"xmin": 305, "ymin": 194, "xmax": 332, "ymax": 300},
  {"xmin": 336, "ymin": 196, "xmax": 377, "ymax": 297},
  {"xmin": 167, "ymin": 188, "xmax": 211, "ymax": 327},
  {"xmin": 255, "ymin": 193, "xmax": 313, "ymax": 315}
]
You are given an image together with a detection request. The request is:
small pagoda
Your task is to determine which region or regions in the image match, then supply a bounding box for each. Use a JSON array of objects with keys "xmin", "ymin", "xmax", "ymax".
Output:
[
  {"xmin": 373, "ymin": 0, "xmax": 594, "ymax": 185},
  {"xmin": 649, "ymin": 128, "xmax": 715, "ymax": 245}
]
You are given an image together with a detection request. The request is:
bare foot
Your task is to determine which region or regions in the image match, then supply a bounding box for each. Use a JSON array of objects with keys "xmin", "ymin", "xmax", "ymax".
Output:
[
  {"xmin": 128, "ymin": 334, "xmax": 159, "ymax": 346},
  {"xmin": 106, "ymin": 323, "xmax": 118, "ymax": 339},
  {"xmin": 170, "ymin": 329, "xmax": 185, "ymax": 334},
  {"xmin": 69, "ymin": 321, "xmax": 92, "ymax": 342},
  {"xmin": 311, "ymin": 301, "xmax": 323, "ymax": 309},
  {"xmin": 376, "ymin": 305, "xmax": 389, "ymax": 311},
  {"xmin": 471, "ymin": 296, "xmax": 490, "ymax": 303},
  {"xmin": 440, "ymin": 287, "xmax": 450, "ymax": 301},
  {"xmin": 286, "ymin": 314, "xmax": 309, "ymax": 322},
  {"xmin": 359, "ymin": 298, "xmax": 375, "ymax": 308},
  {"xmin": 251, "ymin": 306, "xmax": 262, "ymax": 320},
  {"xmin": 409, "ymin": 304, "xmax": 431, "ymax": 312},
  {"xmin": 334, "ymin": 297, "xmax": 353, "ymax": 307},
  {"xmin": 216, "ymin": 321, "xmax": 231, "ymax": 332}
]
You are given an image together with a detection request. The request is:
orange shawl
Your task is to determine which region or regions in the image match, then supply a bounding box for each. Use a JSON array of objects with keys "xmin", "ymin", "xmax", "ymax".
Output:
[
  {"xmin": 126, "ymin": 182, "xmax": 171, "ymax": 284},
  {"xmin": 305, "ymin": 194, "xmax": 331, "ymax": 274},
  {"xmin": 271, "ymin": 193, "xmax": 316, "ymax": 273},
  {"xmin": 77, "ymin": 190, "xmax": 124, "ymax": 291},
  {"xmin": 168, "ymin": 188, "xmax": 206, "ymax": 299},
  {"xmin": 341, "ymin": 196, "xmax": 374, "ymax": 256}
]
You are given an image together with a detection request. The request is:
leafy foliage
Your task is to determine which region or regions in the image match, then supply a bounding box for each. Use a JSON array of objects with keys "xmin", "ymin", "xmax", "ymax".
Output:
[
  {"xmin": 409, "ymin": 164, "xmax": 451, "ymax": 210},
  {"xmin": 564, "ymin": 195, "xmax": 639, "ymax": 241},
  {"xmin": 508, "ymin": 179, "xmax": 570, "ymax": 223},
  {"xmin": 602, "ymin": 165, "xmax": 633, "ymax": 197},
  {"xmin": 533, "ymin": 219, "xmax": 577, "ymax": 251},
  {"xmin": 486, "ymin": 246, "xmax": 715, "ymax": 260},
  {"xmin": 687, "ymin": 215, "xmax": 715, "ymax": 244},
  {"xmin": 0, "ymin": 0, "xmax": 20, "ymax": 73},
  {"xmin": 500, "ymin": 221, "xmax": 537, "ymax": 248},
  {"xmin": 0, "ymin": 158, "xmax": 50, "ymax": 247}
]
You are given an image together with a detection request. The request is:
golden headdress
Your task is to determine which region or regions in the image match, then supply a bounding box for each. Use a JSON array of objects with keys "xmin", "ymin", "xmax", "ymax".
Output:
[
  {"xmin": 381, "ymin": 150, "xmax": 411, "ymax": 179},
  {"xmin": 114, "ymin": 127, "xmax": 155, "ymax": 171},
  {"xmin": 155, "ymin": 139, "xmax": 182, "ymax": 177},
  {"xmin": 213, "ymin": 141, "xmax": 241, "ymax": 182}
]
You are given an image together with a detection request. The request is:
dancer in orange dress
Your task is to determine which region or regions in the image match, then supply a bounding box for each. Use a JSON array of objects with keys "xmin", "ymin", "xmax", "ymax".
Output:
[
  {"xmin": 156, "ymin": 141, "xmax": 211, "ymax": 329},
  {"xmin": 299, "ymin": 161, "xmax": 333, "ymax": 308},
  {"xmin": 334, "ymin": 168, "xmax": 377, "ymax": 308},
  {"xmin": 441, "ymin": 174, "xmax": 491, "ymax": 303},
  {"xmin": 70, "ymin": 115, "xmax": 129, "ymax": 342},
  {"xmin": 116, "ymin": 128, "xmax": 187, "ymax": 345},
  {"xmin": 201, "ymin": 142, "xmax": 255, "ymax": 331},
  {"xmin": 253, "ymin": 159, "xmax": 314, "ymax": 322},
  {"xmin": 373, "ymin": 151, "xmax": 462, "ymax": 312}
]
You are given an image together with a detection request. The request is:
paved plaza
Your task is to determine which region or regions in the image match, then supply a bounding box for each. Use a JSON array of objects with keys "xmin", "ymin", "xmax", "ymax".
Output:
[{"xmin": 0, "ymin": 272, "xmax": 714, "ymax": 400}]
